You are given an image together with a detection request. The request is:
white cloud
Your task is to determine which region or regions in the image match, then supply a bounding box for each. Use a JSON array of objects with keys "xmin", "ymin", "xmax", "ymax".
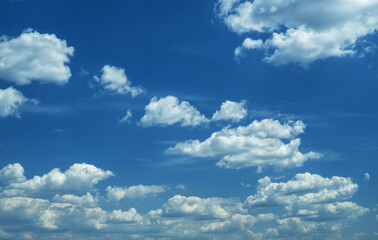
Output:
[
  {"xmin": 0, "ymin": 29, "xmax": 74, "ymax": 85},
  {"xmin": 217, "ymin": 0, "xmax": 378, "ymax": 66},
  {"xmin": 0, "ymin": 197, "xmax": 143, "ymax": 231},
  {"xmin": 245, "ymin": 173, "xmax": 359, "ymax": 208},
  {"xmin": 0, "ymin": 163, "xmax": 370, "ymax": 239},
  {"xmin": 244, "ymin": 173, "xmax": 368, "ymax": 224},
  {"xmin": 162, "ymin": 195, "xmax": 246, "ymax": 219},
  {"xmin": 140, "ymin": 96, "xmax": 209, "ymax": 127},
  {"xmin": 364, "ymin": 172, "xmax": 370, "ymax": 182},
  {"xmin": 0, "ymin": 163, "xmax": 26, "ymax": 184},
  {"xmin": 211, "ymin": 100, "xmax": 247, "ymax": 122},
  {"xmin": 52, "ymin": 192, "xmax": 99, "ymax": 207},
  {"xmin": 0, "ymin": 163, "xmax": 114, "ymax": 196},
  {"xmin": 200, "ymin": 213, "xmax": 276, "ymax": 233},
  {"xmin": 0, "ymin": 87, "xmax": 28, "ymax": 118},
  {"xmin": 234, "ymin": 38, "xmax": 263, "ymax": 57},
  {"xmin": 106, "ymin": 184, "xmax": 167, "ymax": 201},
  {"xmin": 94, "ymin": 65, "xmax": 144, "ymax": 97},
  {"xmin": 167, "ymin": 119, "xmax": 321, "ymax": 171},
  {"xmin": 119, "ymin": 109, "xmax": 132, "ymax": 124}
]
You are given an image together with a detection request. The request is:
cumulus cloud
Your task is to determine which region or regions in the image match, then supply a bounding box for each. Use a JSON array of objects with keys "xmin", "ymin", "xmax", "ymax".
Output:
[
  {"xmin": 0, "ymin": 87, "xmax": 29, "ymax": 118},
  {"xmin": 0, "ymin": 163, "xmax": 26, "ymax": 184},
  {"xmin": 0, "ymin": 29, "xmax": 74, "ymax": 85},
  {"xmin": 162, "ymin": 195, "xmax": 246, "ymax": 219},
  {"xmin": 0, "ymin": 197, "xmax": 143, "ymax": 231},
  {"xmin": 245, "ymin": 173, "xmax": 359, "ymax": 208},
  {"xmin": 211, "ymin": 100, "xmax": 247, "ymax": 122},
  {"xmin": 140, "ymin": 97, "xmax": 250, "ymax": 127},
  {"xmin": 106, "ymin": 184, "xmax": 167, "ymax": 201},
  {"xmin": 0, "ymin": 163, "xmax": 114, "ymax": 196},
  {"xmin": 52, "ymin": 192, "xmax": 99, "ymax": 207},
  {"xmin": 94, "ymin": 65, "xmax": 144, "ymax": 97},
  {"xmin": 245, "ymin": 173, "xmax": 368, "ymax": 224},
  {"xmin": 217, "ymin": 0, "xmax": 378, "ymax": 66},
  {"xmin": 0, "ymin": 163, "xmax": 370, "ymax": 239},
  {"xmin": 167, "ymin": 119, "xmax": 321, "ymax": 171},
  {"xmin": 200, "ymin": 213, "xmax": 276, "ymax": 233},
  {"xmin": 140, "ymin": 96, "xmax": 209, "ymax": 127}
]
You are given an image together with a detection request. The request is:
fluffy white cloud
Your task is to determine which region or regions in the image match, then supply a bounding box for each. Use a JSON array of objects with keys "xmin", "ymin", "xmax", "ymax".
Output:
[
  {"xmin": 140, "ymin": 96, "xmax": 209, "ymax": 127},
  {"xmin": 0, "ymin": 163, "xmax": 114, "ymax": 196},
  {"xmin": 0, "ymin": 163, "xmax": 26, "ymax": 184},
  {"xmin": 0, "ymin": 163, "xmax": 370, "ymax": 239},
  {"xmin": 0, "ymin": 197, "xmax": 143, "ymax": 231},
  {"xmin": 167, "ymin": 119, "xmax": 321, "ymax": 171},
  {"xmin": 106, "ymin": 184, "xmax": 167, "ymax": 201},
  {"xmin": 0, "ymin": 29, "xmax": 74, "ymax": 85},
  {"xmin": 0, "ymin": 87, "xmax": 28, "ymax": 118},
  {"xmin": 245, "ymin": 173, "xmax": 358, "ymax": 208},
  {"xmin": 200, "ymin": 213, "xmax": 276, "ymax": 233},
  {"xmin": 211, "ymin": 100, "xmax": 247, "ymax": 122},
  {"xmin": 162, "ymin": 195, "xmax": 245, "ymax": 219},
  {"xmin": 52, "ymin": 192, "xmax": 99, "ymax": 207},
  {"xmin": 94, "ymin": 65, "xmax": 144, "ymax": 97},
  {"xmin": 217, "ymin": 0, "xmax": 378, "ymax": 66},
  {"xmin": 245, "ymin": 173, "xmax": 368, "ymax": 225}
]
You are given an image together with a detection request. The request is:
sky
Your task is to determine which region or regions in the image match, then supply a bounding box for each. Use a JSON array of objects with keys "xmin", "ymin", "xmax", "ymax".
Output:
[{"xmin": 0, "ymin": 0, "xmax": 377, "ymax": 239}]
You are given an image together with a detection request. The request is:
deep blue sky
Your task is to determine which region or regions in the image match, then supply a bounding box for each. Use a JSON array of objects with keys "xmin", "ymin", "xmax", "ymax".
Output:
[{"xmin": 0, "ymin": 0, "xmax": 377, "ymax": 239}]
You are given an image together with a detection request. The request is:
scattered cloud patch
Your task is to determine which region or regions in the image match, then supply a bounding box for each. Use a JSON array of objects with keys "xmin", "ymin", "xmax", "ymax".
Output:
[
  {"xmin": 93, "ymin": 65, "xmax": 144, "ymax": 97},
  {"xmin": 364, "ymin": 172, "xmax": 370, "ymax": 182},
  {"xmin": 0, "ymin": 29, "xmax": 74, "ymax": 85},
  {"xmin": 0, "ymin": 87, "xmax": 29, "ymax": 118},
  {"xmin": 140, "ymin": 96, "xmax": 209, "ymax": 127},
  {"xmin": 211, "ymin": 100, "xmax": 247, "ymax": 122},
  {"xmin": 217, "ymin": 0, "xmax": 378, "ymax": 66},
  {"xmin": 106, "ymin": 184, "xmax": 167, "ymax": 201},
  {"xmin": 119, "ymin": 109, "xmax": 132, "ymax": 124},
  {"xmin": 167, "ymin": 119, "xmax": 321, "ymax": 171}
]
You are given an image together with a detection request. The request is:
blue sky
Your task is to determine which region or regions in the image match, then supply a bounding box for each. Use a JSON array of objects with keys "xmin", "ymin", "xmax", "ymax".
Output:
[{"xmin": 0, "ymin": 0, "xmax": 377, "ymax": 239}]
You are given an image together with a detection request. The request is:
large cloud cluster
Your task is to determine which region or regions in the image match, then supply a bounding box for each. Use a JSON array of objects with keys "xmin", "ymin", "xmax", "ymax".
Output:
[
  {"xmin": 168, "ymin": 119, "xmax": 321, "ymax": 171},
  {"xmin": 217, "ymin": 0, "xmax": 378, "ymax": 66},
  {"xmin": 0, "ymin": 163, "xmax": 368, "ymax": 239}
]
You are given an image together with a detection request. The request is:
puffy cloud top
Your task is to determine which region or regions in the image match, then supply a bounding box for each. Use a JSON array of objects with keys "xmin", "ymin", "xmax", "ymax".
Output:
[
  {"xmin": 0, "ymin": 163, "xmax": 114, "ymax": 196},
  {"xmin": 245, "ymin": 173, "xmax": 359, "ymax": 208},
  {"xmin": 162, "ymin": 195, "xmax": 245, "ymax": 219},
  {"xmin": 217, "ymin": 0, "xmax": 378, "ymax": 66},
  {"xmin": 106, "ymin": 184, "xmax": 167, "ymax": 201},
  {"xmin": 140, "ymin": 96, "xmax": 209, "ymax": 127},
  {"xmin": 0, "ymin": 87, "xmax": 28, "ymax": 118},
  {"xmin": 0, "ymin": 30, "xmax": 74, "ymax": 85},
  {"xmin": 211, "ymin": 100, "xmax": 247, "ymax": 122},
  {"xmin": 168, "ymin": 119, "xmax": 320, "ymax": 171},
  {"xmin": 94, "ymin": 65, "xmax": 144, "ymax": 97}
]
